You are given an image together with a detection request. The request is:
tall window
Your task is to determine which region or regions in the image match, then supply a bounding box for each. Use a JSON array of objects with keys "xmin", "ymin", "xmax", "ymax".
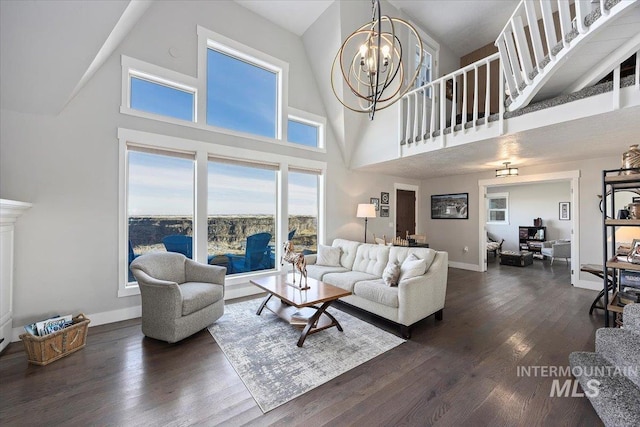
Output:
[
  {"xmin": 207, "ymin": 48, "xmax": 278, "ymax": 138},
  {"xmin": 487, "ymin": 193, "xmax": 509, "ymax": 224},
  {"xmin": 288, "ymin": 170, "xmax": 319, "ymax": 254},
  {"xmin": 127, "ymin": 148, "xmax": 194, "ymax": 282},
  {"xmin": 207, "ymin": 159, "xmax": 277, "ymax": 274},
  {"xmin": 415, "ymin": 45, "xmax": 433, "ymax": 90}
]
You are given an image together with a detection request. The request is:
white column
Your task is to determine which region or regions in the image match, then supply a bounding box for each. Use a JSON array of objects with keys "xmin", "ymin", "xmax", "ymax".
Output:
[{"xmin": 0, "ymin": 199, "xmax": 32, "ymax": 350}]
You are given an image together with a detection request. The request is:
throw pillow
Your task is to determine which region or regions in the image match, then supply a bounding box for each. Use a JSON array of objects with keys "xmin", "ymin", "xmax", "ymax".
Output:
[
  {"xmin": 316, "ymin": 244, "xmax": 341, "ymax": 267},
  {"xmin": 400, "ymin": 253, "xmax": 427, "ymax": 282},
  {"xmin": 382, "ymin": 262, "xmax": 401, "ymax": 287}
]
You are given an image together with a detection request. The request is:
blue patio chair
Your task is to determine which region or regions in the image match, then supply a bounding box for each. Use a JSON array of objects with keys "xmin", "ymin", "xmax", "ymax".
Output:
[
  {"xmin": 226, "ymin": 232, "xmax": 272, "ymax": 274},
  {"xmin": 268, "ymin": 229, "xmax": 297, "ymax": 268},
  {"xmin": 162, "ymin": 235, "xmax": 193, "ymax": 259},
  {"xmin": 128, "ymin": 240, "xmax": 141, "ymax": 265}
]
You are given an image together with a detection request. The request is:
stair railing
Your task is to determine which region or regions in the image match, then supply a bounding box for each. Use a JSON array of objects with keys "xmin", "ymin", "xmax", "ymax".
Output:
[
  {"xmin": 495, "ymin": 0, "xmax": 594, "ymax": 105},
  {"xmin": 399, "ymin": 53, "xmax": 502, "ymax": 146}
]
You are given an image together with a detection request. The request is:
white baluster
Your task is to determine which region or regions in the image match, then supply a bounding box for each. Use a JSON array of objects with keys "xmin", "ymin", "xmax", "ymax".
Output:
[
  {"xmin": 512, "ymin": 15, "xmax": 534, "ymax": 84},
  {"xmin": 405, "ymin": 95, "xmax": 413, "ymax": 144},
  {"xmin": 601, "ymin": 0, "xmax": 609, "ymax": 16},
  {"xmin": 473, "ymin": 65, "xmax": 479, "ymax": 129},
  {"xmin": 524, "ymin": 0, "xmax": 545, "ymax": 70},
  {"xmin": 421, "ymin": 87, "xmax": 428, "ymax": 141},
  {"xmin": 613, "ymin": 65, "xmax": 620, "ymax": 110},
  {"xmin": 485, "ymin": 60, "xmax": 491, "ymax": 126},
  {"xmin": 462, "ymin": 71, "xmax": 468, "ymax": 129},
  {"xmin": 557, "ymin": 0, "xmax": 572, "ymax": 48},
  {"xmin": 540, "ymin": 0, "xmax": 558, "ymax": 58},
  {"xmin": 451, "ymin": 75, "xmax": 457, "ymax": 134},
  {"xmin": 413, "ymin": 91, "xmax": 420, "ymax": 142},
  {"xmin": 430, "ymin": 83, "xmax": 437, "ymax": 139},
  {"xmin": 574, "ymin": 0, "xmax": 590, "ymax": 34},
  {"xmin": 496, "ymin": 35, "xmax": 518, "ymax": 100},
  {"xmin": 439, "ymin": 79, "xmax": 446, "ymax": 146},
  {"xmin": 504, "ymin": 28, "xmax": 525, "ymax": 90}
]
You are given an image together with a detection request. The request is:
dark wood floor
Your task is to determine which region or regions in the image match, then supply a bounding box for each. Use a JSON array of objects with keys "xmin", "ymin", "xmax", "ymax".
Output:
[{"xmin": 1, "ymin": 259, "xmax": 605, "ymax": 426}]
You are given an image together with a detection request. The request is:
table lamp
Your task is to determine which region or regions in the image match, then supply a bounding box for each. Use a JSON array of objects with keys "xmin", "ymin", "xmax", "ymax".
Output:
[{"xmin": 356, "ymin": 203, "xmax": 376, "ymax": 243}]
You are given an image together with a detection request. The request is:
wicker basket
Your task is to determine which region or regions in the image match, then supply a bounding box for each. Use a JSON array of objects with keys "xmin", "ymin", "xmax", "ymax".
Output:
[{"xmin": 19, "ymin": 313, "xmax": 90, "ymax": 366}]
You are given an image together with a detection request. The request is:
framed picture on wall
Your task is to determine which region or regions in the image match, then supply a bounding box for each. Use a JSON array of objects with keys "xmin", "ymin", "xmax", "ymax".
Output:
[
  {"xmin": 370, "ymin": 197, "xmax": 380, "ymax": 211},
  {"xmin": 559, "ymin": 202, "xmax": 570, "ymax": 220},
  {"xmin": 431, "ymin": 193, "xmax": 468, "ymax": 219},
  {"xmin": 380, "ymin": 206, "xmax": 389, "ymax": 217},
  {"xmin": 381, "ymin": 192, "xmax": 390, "ymax": 205}
]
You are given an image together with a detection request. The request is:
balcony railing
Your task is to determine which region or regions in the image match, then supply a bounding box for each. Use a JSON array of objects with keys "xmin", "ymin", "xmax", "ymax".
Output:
[{"xmin": 399, "ymin": 52, "xmax": 502, "ymax": 146}]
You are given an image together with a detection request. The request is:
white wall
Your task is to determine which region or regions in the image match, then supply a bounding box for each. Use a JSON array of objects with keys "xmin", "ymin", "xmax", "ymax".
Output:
[
  {"xmin": 487, "ymin": 182, "xmax": 572, "ymax": 252},
  {"xmin": 0, "ymin": 0, "xmax": 416, "ymax": 329}
]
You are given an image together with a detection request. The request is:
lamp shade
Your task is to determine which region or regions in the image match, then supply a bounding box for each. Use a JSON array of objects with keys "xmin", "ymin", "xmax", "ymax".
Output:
[{"xmin": 357, "ymin": 204, "xmax": 376, "ymax": 218}]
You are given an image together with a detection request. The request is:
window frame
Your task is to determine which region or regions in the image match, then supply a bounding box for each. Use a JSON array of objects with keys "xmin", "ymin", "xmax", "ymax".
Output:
[
  {"xmin": 486, "ymin": 192, "xmax": 509, "ymax": 225},
  {"xmin": 287, "ymin": 107, "xmax": 326, "ymax": 152},
  {"xmin": 121, "ymin": 56, "xmax": 198, "ymax": 125},
  {"xmin": 118, "ymin": 128, "xmax": 326, "ymax": 298},
  {"xmin": 410, "ymin": 24, "xmax": 440, "ymax": 94}
]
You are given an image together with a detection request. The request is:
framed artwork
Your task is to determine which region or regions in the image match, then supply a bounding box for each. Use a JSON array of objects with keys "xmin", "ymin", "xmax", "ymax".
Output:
[
  {"xmin": 380, "ymin": 206, "xmax": 389, "ymax": 217},
  {"xmin": 381, "ymin": 192, "xmax": 390, "ymax": 205},
  {"xmin": 559, "ymin": 202, "xmax": 570, "ymax": 220},
  {"xmin": 431, "ymin": 193, "xmax": 468, "ymax": 219},
  {"xmin": 370, "ymin": 197, "xmax": 380, "ymax": 211}
]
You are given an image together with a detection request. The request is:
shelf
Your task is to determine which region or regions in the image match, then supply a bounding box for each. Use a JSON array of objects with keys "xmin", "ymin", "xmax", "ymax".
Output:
[
  {"xmin": 606, "ymin": 292, "xmax": 625, "ymax": 314},
  {"xmin": 604, "ymin": 173, "xmax": 640, "ymax": 185},
  {"xmin": 605, "ymin": 219, "xmax": 640, "ymax": 226},
  {"xmin": 606, "ymin": 259, "xmax": 640, "ymax": 272}
]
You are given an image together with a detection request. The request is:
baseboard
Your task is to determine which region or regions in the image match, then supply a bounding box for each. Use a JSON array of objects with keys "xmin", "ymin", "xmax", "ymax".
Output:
[
  {"xmin": 11, "ymin": 305, "xmax": 143, "ymax": 343},
  {"xmin": 448, "ymin": 261, "xmax": 483, "ymax": 272},
  {"xmin": 574, "ymin": 279, "xmax": 602, "ymax": 291},
  {"xmin": 10, "ymin": 283, "xmax": 264, "ymax": 342}
]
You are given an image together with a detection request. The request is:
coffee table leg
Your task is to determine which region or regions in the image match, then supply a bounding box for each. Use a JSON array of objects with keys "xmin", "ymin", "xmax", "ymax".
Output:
[
  {"xmin": 297, "ymin": 301, "xmax": 343, "ymax": 347},
  {"xmin": 256, "ymin": 294, "xmax": 273, "ymax": 315}
]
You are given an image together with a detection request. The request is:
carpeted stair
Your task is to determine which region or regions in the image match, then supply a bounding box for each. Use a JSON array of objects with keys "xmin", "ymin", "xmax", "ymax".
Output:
[{"xmin": 569, "ymin": 304, "xmax": 640, "ymax": 426}]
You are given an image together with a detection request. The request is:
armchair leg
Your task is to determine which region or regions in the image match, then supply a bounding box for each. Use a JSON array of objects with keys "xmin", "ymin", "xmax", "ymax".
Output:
[
  {"xmin": 400, "ymin": 325, "xmax": 411, "ymax": 339},
  {"xmin": 435, "ymin": 309, "xmax": 443, "ymax": 321}
]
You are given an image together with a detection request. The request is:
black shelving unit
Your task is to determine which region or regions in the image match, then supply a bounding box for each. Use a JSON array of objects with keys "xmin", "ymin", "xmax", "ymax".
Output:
[
  {"xmin": 518, "ymin": 226, "xmax": 546, "ymax": 253},
  {"xmin": 601, "ymin": 168, "xmax": 640, "ymax": 327}
]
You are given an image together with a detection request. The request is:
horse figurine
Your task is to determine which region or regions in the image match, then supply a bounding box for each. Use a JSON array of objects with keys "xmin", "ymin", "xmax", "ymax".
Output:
[{"xmin": 281, "ymin": 240, "xmax": 308, "ymax": 289}]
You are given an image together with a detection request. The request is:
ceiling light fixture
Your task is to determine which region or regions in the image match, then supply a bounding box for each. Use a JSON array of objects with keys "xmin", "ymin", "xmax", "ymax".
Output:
[
  {"xmin": 331, "ymin": 0, "xmax": 423, "ymax": 120},
  {"xmin": 496, "ymin": 162, "xmax": 519, "ymax": 178}
]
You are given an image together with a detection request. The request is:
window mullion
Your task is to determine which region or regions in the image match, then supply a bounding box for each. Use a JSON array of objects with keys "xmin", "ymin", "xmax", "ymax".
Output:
[{"xmin": 195, "ymin": 150, "xmax": 209, "ymax": 264}]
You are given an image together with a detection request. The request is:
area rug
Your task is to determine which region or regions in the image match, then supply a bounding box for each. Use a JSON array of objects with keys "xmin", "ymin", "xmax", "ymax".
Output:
[{"xmin": 208, "ymin": 299, "xmax": 405, "ymax": 412}]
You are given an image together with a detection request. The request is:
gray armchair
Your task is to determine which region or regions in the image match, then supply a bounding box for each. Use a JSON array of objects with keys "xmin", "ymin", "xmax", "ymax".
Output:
[
  {"xmin": 541, "ymin": 240, "xmax": 571, "ymax": 265},
  {"xmin": 130, "ymin": 252, "xmax": 225, "ymax": 343}
]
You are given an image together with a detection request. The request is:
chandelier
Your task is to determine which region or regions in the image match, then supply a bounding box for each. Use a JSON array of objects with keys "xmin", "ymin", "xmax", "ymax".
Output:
[{"xmin": 331, "ymin": 0, "xmax": 423, "ymax": 120}]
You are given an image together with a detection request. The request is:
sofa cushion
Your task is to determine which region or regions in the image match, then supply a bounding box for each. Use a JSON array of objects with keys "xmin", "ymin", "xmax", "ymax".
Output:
[
  {"xmin": 322, "ymin": 271, "xmax": 379, "ymax": 292},
  {"xmin": 382, "ymin": 262, "xmax": 400, "ymax": 286},
  {"xmin": 316, "ymin": 244, "xmax": 341, "ymax": 266},
  {"xmin": 354, "ymin": 279, "xmax": 399, "ymax": 308},
  {"xmin": 352, "ymin": 244, "xmax": 390, "ymax": 276},
  {"xmin": 389, "ymin": 247, "xmax": 437, "ymax": 272},
  {"xmin": 180, "ymin": 282, "xmax": 223, "ymax": 316},
  {"xmin": 331, "ymin": 239, "xmax": 362, "ymax": 270},
  {"xmin": 306, "ymin": 264, "xmax": 348, "ymax": 281},
  {"xmin": 400, "ymin": 253, "xmax": 427, "ymax": 282}
]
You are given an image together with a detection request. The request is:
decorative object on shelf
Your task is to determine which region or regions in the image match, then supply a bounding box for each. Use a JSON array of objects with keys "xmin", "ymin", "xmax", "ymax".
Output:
[
  {"xmin": 495, "ymin": 161, "xmax": 518, "ymax": 178},
  {"xmin": 380, "ymin": 205, "xmax": 389, "ymax": 217},
  {"xmin": 628, "ymin": 239, "xmax": 640, "ymax": 265},
  {"xmin": 559, "ymin": 202, "xmax": 570, "ymax": 220},
  {"xmin": 627, "ymin": 202, "xmax": 640, "ymax": 219},
  {"xmin": 621, "ymin": 144, "xmax": 640, "ymax": 174},
  {"xmin": 356, "ymin": 203, "xmax": 376, "ymax": 243},
  {"xmin": 431, "ymin": 193, "xmax": 468, "ymax": 219},
  {"xmin": 370, "ymin": 197, "xmax": 380, "ymax": 211},
  {"xmin": 533, "ymin": 217, "xmax": 542, "ymax": 226},
  {"xmin": 281, "ymin": 241, "xmax": 309, "ymax": 289},
  {"xmin": 330, "ymin": 0, "xmax": 423, "ymax": 120},
  {"xmin": 381, "ymin": 192, "xmax": 389, "ymax": 205}
]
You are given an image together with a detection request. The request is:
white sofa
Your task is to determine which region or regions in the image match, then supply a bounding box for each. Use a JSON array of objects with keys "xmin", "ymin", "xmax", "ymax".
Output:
[{"xmin": 305, "ymin": 239, "xmax": 448, "ymax": 338}]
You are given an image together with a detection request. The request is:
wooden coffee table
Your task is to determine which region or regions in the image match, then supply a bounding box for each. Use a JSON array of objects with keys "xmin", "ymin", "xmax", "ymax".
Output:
[{"xmin": 250, "ymin": 274, "xmax": 351, "ymax": 347}]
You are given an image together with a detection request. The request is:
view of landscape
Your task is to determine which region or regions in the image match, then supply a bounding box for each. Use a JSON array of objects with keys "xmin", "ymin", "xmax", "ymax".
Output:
[{"xmin": 129, "ymin": 215, "xmax": 318, "ymax": 257}]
